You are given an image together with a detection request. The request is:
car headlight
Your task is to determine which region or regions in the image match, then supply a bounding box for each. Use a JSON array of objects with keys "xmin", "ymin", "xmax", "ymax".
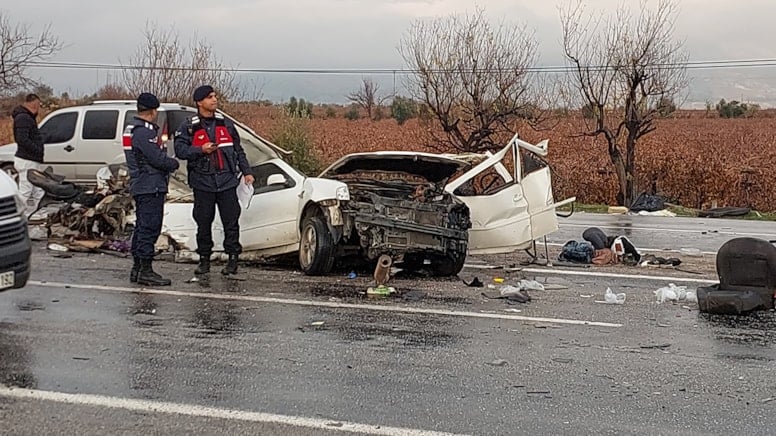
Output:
[
  {"xmin": 336, "ymin": 186, "xmax": 350, "ymax": 201},
  {"xmin": 14, "ymin": 193, "xmax": 26, "ymax": 216}
]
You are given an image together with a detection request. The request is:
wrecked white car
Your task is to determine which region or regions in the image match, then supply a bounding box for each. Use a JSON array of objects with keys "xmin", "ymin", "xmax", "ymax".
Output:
[{"xmin": 162, "ymin": 132, "xmax": 573, "ymax": 276}]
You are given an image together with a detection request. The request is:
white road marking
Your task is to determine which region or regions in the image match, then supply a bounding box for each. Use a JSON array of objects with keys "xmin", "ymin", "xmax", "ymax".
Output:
[
  {"xmin": 0, "ymin": 385, "xmax": 466, "ymax": 436},
  {"xmin": 462, "ymin": 266, "xmax": 717, "ymax": 285},
  {"xmin": 27, "ymin": 280, "xmax": 622, "ymax": 328}
]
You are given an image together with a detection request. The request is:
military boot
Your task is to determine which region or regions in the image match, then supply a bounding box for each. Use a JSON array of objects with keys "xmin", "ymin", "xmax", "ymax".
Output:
[
  {"xmin": 130, "ymin": 257, "xmax": 140, "ymax": 283},
  {"xmin": 195, "ymin": 255, "xmax": 211, "ymax": 275},
  {"xmin": 137, "ymin": 259, "xmax": 172, "ymax": 286},
  {"xmin": 221, "ymin": 254, "xmax": 239, "ymax": 275}
]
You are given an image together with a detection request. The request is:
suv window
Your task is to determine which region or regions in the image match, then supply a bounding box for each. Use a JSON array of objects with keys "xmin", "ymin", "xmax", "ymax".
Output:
[
  {"xmin": 40, "ymin": 112, "xmax": 78, "ymax": 144},
  {"xmin": 83, "ymin": 110, "xmax": 119, "ymax": 140},
  {"xmin": 167, "ymin": 110, "xmax": 191, "ymax": 135}
]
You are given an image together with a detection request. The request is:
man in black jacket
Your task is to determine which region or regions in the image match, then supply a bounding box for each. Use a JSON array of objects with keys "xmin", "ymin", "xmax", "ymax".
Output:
[
  {"xmin": 124, "ymin": 93, "xmax": 179, "ymax": 286},
  {"xmin": 12, "ymin": 94, "xmax": 45, "ymax": 217},
  {"xmin": 174, "ymin": 85, "xmax": 254, "ymax": 276}
]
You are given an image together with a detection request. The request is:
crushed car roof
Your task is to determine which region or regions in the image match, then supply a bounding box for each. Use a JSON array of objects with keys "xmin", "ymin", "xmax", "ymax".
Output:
[{"xmin": 319, "ymin": 151, "xmax": 472, "ymax": 183}]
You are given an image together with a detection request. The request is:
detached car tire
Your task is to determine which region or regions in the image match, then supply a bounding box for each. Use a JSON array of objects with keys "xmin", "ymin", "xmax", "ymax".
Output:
[
  {"xmin": 432, "ymin": 253, "xmax": 467, "ymax": 277},
  {"xmin": 299, "ymin": 216, "xmax": 335, "ymax": 275}
]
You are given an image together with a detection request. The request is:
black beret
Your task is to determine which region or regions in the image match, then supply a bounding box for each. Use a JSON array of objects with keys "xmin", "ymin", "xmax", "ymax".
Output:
[
  {"xmin": 193, "ymin": 85, "xmax": 215, "ymax": 102},
  {"xmin": 136, "ymin": 92, "xmax": 160, "ymax": 110}
]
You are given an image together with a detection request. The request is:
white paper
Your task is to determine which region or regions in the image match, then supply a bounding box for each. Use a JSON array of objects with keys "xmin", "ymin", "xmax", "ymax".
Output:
[{"xmin": 236, "ymin": 182, "xmax": 254, "ymax": 209}]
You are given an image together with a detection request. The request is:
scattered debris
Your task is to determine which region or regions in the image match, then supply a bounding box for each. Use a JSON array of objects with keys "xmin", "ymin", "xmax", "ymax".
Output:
[
  {"xmin": 595, "ymin": 288, "xmax": 626, "ymax": 305},
  {"xmin": 481, "ymin": 286, "xmax": 531, "ymax": 304},
  {"xmin": 367, "ymin": 285, "xmax": 396, "ymax": 296},
  {"xmin": 762, "ymin": 397, "xmax": 775, "ymax": 404},
  {"xmin": 679, "ymin": 248, "xmax": 703, "ymax": 257},
  {"xmin": 655, "ymin": 283, "xmax": 697, "ymax": 303},
  {"xmin": 462, "ymin": 276, "xmax": 484, "ymax": 288},
  {"xmin": 347, "ymin": 271, "xmax": 357, "ymax": 279},
  {"xmin": 310, "ymin": 321, "xmax": 325, "ymax": 327},
  {"xmin": 486, "ymin": 359, "xmax": 509, "ymax": 367},
  {"xmin": 47, "ymin": 243, "xmax": 69, "ymax": 252},
  {"xmin": 373, "ymin": 255, "xmax": 392, "ymax": 286}
]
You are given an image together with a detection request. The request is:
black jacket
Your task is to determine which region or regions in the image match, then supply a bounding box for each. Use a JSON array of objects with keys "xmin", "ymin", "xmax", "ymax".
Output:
[
  {"xmin": 124, "ymin": 117, "xmax": 179, "ymax": 196},
  {"xmin": 12, "ymin": 105, "xmax": 44, "ymax": 163},
  {"xmin": 174, "ymin": 112, "xmax": 252, "ymax": 193}
]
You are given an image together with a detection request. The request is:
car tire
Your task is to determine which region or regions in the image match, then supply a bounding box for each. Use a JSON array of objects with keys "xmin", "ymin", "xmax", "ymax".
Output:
[
  {"xmin": 299, "ymin": 215, "xmax": 335, "ymax": 275},
  {"xmin": 431, "ymin": 253, "xmax": 467, "ymax": 277},
  {"xmin": 1, "ymin": 163, "xmax": 18, "ymax": 184}
]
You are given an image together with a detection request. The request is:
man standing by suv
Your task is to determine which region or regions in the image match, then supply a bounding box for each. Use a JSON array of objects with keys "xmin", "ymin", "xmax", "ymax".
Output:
[
  {"xmin": 12, "ymin": 94, "xmax": 45, "ymax": 217},
  {"xmin": 174, "ymin": 85, "xmax": 254, "ymax": 276},
  {"xmin": 124, "ymin": 93, "xmax": 179, "ymax": 286}
]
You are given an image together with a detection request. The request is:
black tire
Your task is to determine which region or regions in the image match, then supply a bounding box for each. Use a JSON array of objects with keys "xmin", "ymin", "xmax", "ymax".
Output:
[
  {"xmin": 299, "ymin": 215, "xmax": 336, "ymax": 275},
  {"xmin": 431, "ymin": 253, "xmax": 467, "ymax": 277},
  {"xmin": 1, "ymin": 163, "xmax": 18, "ymax": 184},
  {"xmin": 698, "ymin": 207, "xmax": 750, "ymax": 218}
]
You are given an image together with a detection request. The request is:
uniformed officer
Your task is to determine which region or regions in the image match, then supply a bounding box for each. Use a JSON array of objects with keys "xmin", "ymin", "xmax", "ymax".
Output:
[
  {"xmin": 125, "ymin": 92, "xmax": 180, "ymax": 286},
  {"xmin": 174, "ymin": 85, "xmax": 254, "ymax": 276}
]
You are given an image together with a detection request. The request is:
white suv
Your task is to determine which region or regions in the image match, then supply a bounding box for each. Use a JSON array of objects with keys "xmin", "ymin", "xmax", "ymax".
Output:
[{"xmin": 0, "ymin": 100, "xmax": 197, "ymax": 184}]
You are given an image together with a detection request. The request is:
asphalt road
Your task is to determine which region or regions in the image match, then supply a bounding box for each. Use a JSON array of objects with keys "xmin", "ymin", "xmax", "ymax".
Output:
[
  {"xmin": 552, "ymin": 212, "xmax": 776, "ymax": 253},
  {"xmin": 1, "ymin": 218, "xmax": 775, "ymax": 435}
]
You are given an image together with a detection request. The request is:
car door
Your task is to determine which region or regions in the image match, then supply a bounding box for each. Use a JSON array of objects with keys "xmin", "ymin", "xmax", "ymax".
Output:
[
  {"xmin": 76, "ymin": 109, "xmax": 121, "ymax": 182},
  {"xmin": 237, "ymin": 160, "xmax": 302, "ymax": 252},
  {"xmin": 38, "ymin": 109, "xmax": 80, "ymax": 180},
  {"xmin": 445, "ymin": 142, "xmax": 533, "ymax": 254}
]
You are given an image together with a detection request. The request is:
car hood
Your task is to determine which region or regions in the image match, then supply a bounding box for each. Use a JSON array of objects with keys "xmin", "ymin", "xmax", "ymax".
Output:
[{"xmin": 319, "ymin": 152, "xmax": 470, "ymax": 183}]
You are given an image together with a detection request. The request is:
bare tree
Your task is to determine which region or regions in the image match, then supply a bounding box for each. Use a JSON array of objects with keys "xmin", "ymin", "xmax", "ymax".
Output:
[
  {"xmin": 399, "ymin": 8, "xmax": 540, "ymax": 152},
  {"xmin": 121, "ymin": 22, "xmax": 239, "ymax": 104},
  {"xmin": 561, "ymin": 0, "xmax": 688, "ymax": 206},
  {"xmin": 0, "ymin": 11, "xmax": 62, "ymax": 94},
  {"xmin": 347, "ymin": 78, "xmax": 389, "ymax": 120}
]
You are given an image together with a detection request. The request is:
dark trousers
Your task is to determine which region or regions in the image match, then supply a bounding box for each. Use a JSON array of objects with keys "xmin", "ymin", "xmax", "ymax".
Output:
[
  {"xmin": 193, "ymin": 188, "xmax": 242, "ymax": 256},
  {"xmin": 131, "ymin": 193, "xmax": 166, "ymax": 260}
]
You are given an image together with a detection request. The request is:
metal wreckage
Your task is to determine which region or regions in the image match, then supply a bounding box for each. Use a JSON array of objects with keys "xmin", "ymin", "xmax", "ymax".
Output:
[
  {"xmin": 26, "ymin": 130, "xmax": 574, "ymax": 272},
  {"xmin": 28, "ymin": 165, "xmax": 134, "ymax": 253}
]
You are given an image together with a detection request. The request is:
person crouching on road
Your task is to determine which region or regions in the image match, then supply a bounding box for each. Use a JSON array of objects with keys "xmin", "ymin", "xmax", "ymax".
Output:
[
  {"xmin": 174, "ymin": 85, "xmax": 254, "ymax": 276},
  {"xmin": 125, "ymin": 93, "xmax": 180, "ymax": 286}
]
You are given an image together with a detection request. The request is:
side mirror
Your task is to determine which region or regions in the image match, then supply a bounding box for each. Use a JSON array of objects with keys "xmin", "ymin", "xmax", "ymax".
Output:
[{"xmin": 267, "ymin": 174, "xmax": 286, "ymax": 186}]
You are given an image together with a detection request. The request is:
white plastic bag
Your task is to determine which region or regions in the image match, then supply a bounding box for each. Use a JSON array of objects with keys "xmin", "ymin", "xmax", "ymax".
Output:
[
  {"xmin": 236, "ymin": 182, "xmax": 254, "ymax": 210},
  {"xmin": 603, "ymin": 287, "xmax": 626, "ymax": 304},
  {"xmin": 654, "ymin": 283, "xmax": 689, "ymax": 303},
  {"xmin": 517, "ymin": 279, "xmax": 545, "ymax": 292}
]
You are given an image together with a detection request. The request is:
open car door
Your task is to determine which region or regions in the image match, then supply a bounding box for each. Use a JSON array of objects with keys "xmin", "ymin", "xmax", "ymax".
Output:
[{"xmin": 445, "ymin": 135, "xmax": 574, "ymax": 255}]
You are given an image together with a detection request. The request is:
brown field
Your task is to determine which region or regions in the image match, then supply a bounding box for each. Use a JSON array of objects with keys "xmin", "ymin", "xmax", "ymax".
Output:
[{"xmin": 2, "ymin": 107, "xmax": 775, "ymax": 211}]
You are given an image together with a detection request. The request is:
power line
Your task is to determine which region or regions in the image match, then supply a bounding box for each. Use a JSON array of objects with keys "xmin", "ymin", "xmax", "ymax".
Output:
[{"xmin": 21, "ymin": 58, "xmax": 776, "ymax": 75}]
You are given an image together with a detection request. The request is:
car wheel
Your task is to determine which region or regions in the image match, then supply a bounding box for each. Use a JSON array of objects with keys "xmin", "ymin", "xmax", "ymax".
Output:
[
  {"xmin": 1, "ymin": 163, "xmax": 18, "ymax": 184},
  {"xmin": 299, "ymin": 215, "xmax": 335, "ymax": 275},
  {"xmin": 431, "ymin": 253, "xmax": 467, "ymax": 277}
]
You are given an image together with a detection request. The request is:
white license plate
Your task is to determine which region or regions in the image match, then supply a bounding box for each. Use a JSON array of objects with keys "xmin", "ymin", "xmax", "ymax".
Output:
[{"xmin": 0, "ymin": 271, "xmax": 14, "ymax": 290}]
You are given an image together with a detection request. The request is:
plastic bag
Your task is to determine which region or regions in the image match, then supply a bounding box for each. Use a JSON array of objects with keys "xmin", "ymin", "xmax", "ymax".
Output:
[
  {"xmin": 602, "ymin": 287, "xmax": 626, "ymax": 304},
  {"xmin": 517, "ymin": 279, "xmax": 545, "ymax": 292},
  {"xmin": 236, "ymin": 182, "xmax": 254, "ymax": 210},
  {"xmin": 654, "ymin": 283, "xmax": 689, "ymax": 303}
]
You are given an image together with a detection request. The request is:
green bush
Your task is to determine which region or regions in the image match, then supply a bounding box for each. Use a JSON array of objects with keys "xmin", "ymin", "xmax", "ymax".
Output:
[
  {"xmin": 390, "ymin": 96, "xmax": 418, "ymax": 125},
  {"xmin": 287, "ymin": 96, "xmax": 314, "ymax": 119},
  {"xmin": 324, "ymin": 105, "xmax": 337, "ymax": 118},
  {"xmin": 344, "ymin": 104, "xmax": 360, "ymax": 121},
  {"xmin": 657, "ymin": 97, "xmax": 677, "ymax": 117},
  {"xmin": 717, "ymin": 99, "xmax": 759, "ymax": 118},
  {"xmin": 272, "ymin": 112, "xmax": 321, "ymax": 176}
]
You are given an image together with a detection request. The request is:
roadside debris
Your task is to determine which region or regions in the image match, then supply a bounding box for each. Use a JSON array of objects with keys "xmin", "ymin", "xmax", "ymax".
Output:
[
  {"xmin": 30, "ymin": 166, "xmax": 134, "ymax": 255},
  {"xmin": 655, "ymin": 284, "xmax": 697, "ymax": 303},
  {"xmin": 462, "ymin": 276, "xmax": 484, "ymax": 287},
  {"xmin": 595, "ymin": 287, "xmax": 626, "ymax": 305},
  {"xmin": 481, "ymin": 285, "xmax": 532, "ymax": 304},
  {"xmin": 560, "ymin": 227, "xmax": 643, "ymax": 267},
  {"xmin": 486, "ymin": 359, "xmax": 508, "ymax": 367},
  {"xmin": 697, "ymin": 237, "xmax": 776, "ymax": 315}
]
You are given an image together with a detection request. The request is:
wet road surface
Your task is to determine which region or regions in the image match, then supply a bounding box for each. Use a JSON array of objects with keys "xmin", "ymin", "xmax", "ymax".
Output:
[
  {"xmin": 1, "ymin": 234, "xmax": 776, "ymax": 435},
  {"xmin": 552, "ymin": 212, "xmax": 776, "ymax": 253}
]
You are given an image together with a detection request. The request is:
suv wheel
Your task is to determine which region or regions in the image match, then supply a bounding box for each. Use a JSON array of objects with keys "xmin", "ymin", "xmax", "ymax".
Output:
[{"xmin": 299, "ymin": 215, "xmax": 335, "ymax": 275}]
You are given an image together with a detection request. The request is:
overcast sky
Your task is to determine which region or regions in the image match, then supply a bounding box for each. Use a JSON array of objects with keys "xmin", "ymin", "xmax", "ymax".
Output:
[{"xmin": 9, "ymin": 0, "xmax": 776, "ymax": 104}]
